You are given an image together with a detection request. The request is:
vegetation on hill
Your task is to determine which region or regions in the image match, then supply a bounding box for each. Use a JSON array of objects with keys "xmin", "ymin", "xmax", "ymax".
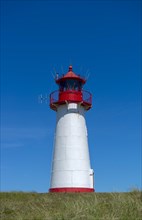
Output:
[{"xmin": 0, "ymin": 190, "xmax": 141, "ymax": 220}]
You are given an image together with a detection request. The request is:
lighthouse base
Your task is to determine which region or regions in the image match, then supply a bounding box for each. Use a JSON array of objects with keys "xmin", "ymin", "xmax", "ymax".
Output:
[{"xmin": 49, "ymin": 187, "xmax": 94, "ymax": 193}]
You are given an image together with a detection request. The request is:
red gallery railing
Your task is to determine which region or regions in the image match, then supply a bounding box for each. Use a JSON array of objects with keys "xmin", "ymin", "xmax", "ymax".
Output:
[{"xmin": 50, "ymin": 90, "xmax": 92, "ymax": 111}]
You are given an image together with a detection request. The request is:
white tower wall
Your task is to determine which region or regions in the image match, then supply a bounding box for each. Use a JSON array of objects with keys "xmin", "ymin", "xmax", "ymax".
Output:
[{"xmin": 50, "ymin": 103, "xmax": 94, "ymax": 190}]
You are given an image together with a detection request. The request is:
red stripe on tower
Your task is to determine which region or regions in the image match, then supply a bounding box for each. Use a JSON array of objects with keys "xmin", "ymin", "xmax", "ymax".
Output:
[{"xmin": 49, "ymin": 188, "xmax": 95, "ymax": 193}]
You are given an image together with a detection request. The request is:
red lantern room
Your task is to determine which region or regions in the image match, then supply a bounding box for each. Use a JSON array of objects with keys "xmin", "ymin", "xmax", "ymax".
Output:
[{"xmin": 50, "ymin": 66, "xmax": 92, "ymax": 111}]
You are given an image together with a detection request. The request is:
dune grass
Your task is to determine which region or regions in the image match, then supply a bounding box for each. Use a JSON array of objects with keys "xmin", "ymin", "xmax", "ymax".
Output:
[{"xmin": 0, "ymin": 190, "xmax": 142, "ymax": 220}]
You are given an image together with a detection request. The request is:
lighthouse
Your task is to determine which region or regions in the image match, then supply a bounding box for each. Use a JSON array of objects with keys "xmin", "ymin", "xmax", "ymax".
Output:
[{"xmin": 49, "ymin": 66, "xmax": 94, "ymax": 192}]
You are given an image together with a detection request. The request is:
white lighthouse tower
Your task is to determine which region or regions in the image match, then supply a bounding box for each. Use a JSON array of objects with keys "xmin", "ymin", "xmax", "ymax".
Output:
[{"xmin": 49, "ymin": 66, "xmax": 94, "ymax": 192}]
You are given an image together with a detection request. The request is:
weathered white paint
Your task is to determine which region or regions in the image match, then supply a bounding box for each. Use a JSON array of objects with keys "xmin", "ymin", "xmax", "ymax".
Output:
[{"xmin": 50, "ymin": 103, "xmax": 94, "ymax": 189}]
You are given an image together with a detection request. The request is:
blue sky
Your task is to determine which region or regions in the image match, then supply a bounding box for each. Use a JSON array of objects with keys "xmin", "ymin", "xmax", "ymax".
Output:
[{"xmin": 1, "ymin": 0, "xmax": 141, "ymax": 192}]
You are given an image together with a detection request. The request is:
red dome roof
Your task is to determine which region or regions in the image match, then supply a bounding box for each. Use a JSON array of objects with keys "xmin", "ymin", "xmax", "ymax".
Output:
[
  {"xmin": 63, "ymin": 66, "xmax": 80, "ymax": 79},
  {"xmin": 56, "ymin": 66, "xmax": 86, "ymax": 84}
]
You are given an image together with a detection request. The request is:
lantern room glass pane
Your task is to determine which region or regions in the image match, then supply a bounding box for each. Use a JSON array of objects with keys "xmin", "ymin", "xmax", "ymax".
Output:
[{"xmin": 59, "ymin": 79, "xmax": 83, "ymax": 91}]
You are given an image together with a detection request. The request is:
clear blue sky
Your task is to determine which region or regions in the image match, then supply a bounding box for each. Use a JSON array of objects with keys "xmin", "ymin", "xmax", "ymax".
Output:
[{"xmin": 1, "ymin": 0, "xmax": 141, "ymax": 192}]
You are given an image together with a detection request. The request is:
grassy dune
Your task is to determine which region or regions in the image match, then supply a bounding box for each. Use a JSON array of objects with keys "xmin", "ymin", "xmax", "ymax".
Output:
[{"xmin": 0, "ymin": 191, "xmax": 142, "ymax": 220}]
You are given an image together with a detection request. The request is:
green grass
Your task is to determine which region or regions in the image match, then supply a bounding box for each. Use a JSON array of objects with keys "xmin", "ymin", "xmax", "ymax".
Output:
[{"xmin": 0, "ymin": 190, "xmax": 142, "ymax": 220}]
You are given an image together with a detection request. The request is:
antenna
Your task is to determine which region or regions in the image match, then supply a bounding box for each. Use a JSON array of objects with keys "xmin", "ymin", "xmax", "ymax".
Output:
[
  {"xmin": 53, "ymin": 67, "xmax": 60, "ymax": 80},
  {"xmin": 53, "ymin": 67, "xmax": 57, "ymax": 76},
  {"xmin": 80, "ymin": 65, "xmax": 83, "ymax": 76},
  {"xmin": 85, "ymin": 69, "xmax": 90, "ymax": 80},
  {"xmin": 69, "ymin": 58, "xmax": 72, "ymax": 66},
  {"xmin": 79, "ymin": 65, "xmax": 86, "ymax": 79},
  {"xmin": 51, "ymin": 71, "xmax": 56, "ymax": 79},
  {"xmin": 61, "ymin": 65, "xmax": 64, "ymax": 75},
  {"xmin": 56, "ymin": 73, "xmax": 59, "ymax": 80}
]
